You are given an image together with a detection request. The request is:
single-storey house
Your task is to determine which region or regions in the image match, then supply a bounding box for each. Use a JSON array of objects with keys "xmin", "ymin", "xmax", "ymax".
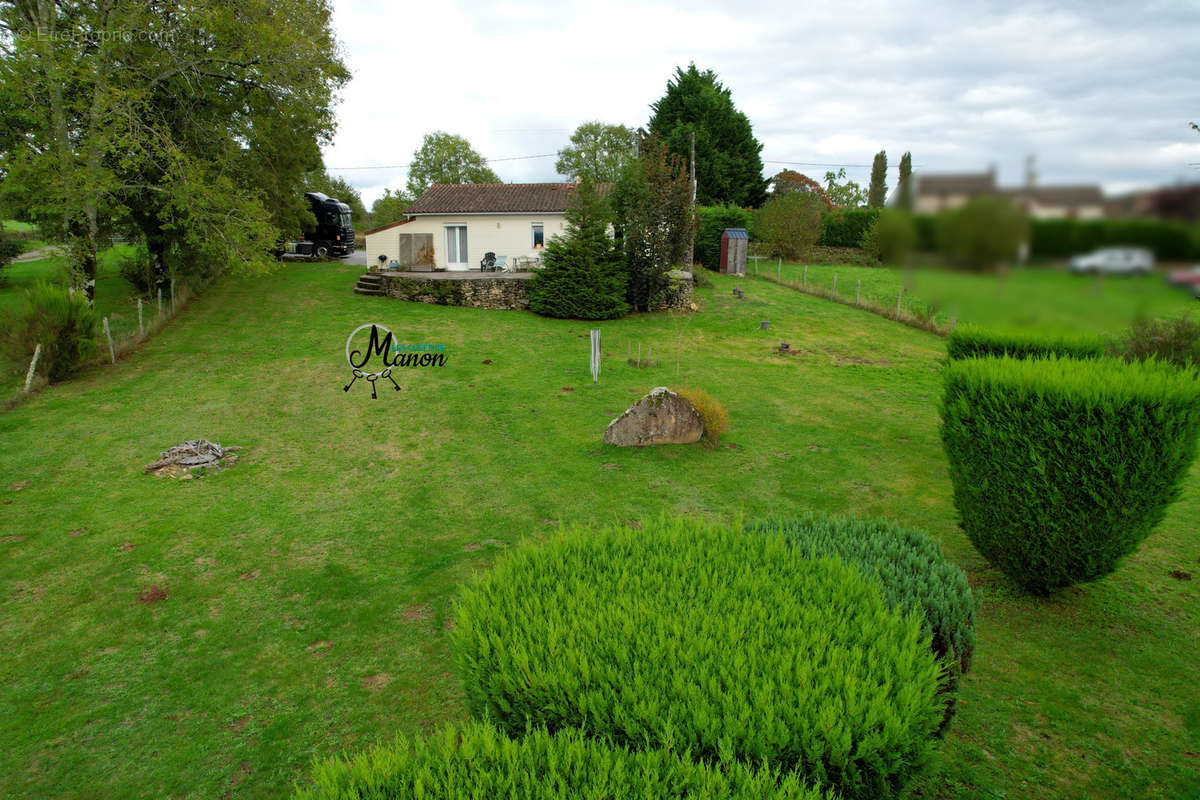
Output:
[
  {"xmin": 364, "ymin": 183, "xmax": 587, "ymax": 271},
  {"xmin": 912, "ymin": 169, "xmax": 1106, "ymax": 219}
]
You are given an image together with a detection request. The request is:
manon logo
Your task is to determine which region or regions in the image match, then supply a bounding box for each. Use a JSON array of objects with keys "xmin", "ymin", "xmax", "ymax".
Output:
[{"xmin": 344, "ymin": 323, "xmax": 447, "ymax": 399}]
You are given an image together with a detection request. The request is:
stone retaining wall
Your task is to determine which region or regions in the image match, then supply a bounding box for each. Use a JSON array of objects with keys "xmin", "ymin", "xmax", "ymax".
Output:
[{"xmin": 378, "ymin": 273, "xmax": 530, "ymax": 310}]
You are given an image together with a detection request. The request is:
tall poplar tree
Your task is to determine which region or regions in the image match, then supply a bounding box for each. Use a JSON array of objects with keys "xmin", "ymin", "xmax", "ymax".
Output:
[{"xmin": 868, "ymin": 150, "xmax": 889, "ymax": 208}]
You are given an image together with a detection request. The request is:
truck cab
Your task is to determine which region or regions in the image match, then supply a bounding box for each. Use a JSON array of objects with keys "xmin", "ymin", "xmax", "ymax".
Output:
[{"xmin": 302, "ymin": 191, "xmax": 355, "ymax": 257}]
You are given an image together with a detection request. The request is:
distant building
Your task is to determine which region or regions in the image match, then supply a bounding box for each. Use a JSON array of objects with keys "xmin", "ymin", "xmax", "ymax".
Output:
[
  {"xmin": 912, "ymin": 170, "xmax": 998, "ymax": 214},
  {"xmin": 1106, "ymin": 183, "xmax": 1200, "ymax": 222},
  {"xmin": 911, "ymin": 166, "xmax": 1106, "ymax": 219}
]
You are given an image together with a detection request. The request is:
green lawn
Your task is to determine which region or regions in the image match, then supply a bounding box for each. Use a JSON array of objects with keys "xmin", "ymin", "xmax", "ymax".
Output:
[
  {"xmin": 0, "ymin": 262, "xmax": 1197, "ymax": 799},
  {"xmin": 751, "ymin": 258, "xmax": 1199, "ymax": 335}
]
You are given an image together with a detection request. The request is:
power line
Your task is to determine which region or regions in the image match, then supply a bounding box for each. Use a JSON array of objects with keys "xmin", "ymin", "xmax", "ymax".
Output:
[
  {"xmin": 327, "ymin": 153, "xmax": 559, "ymax": 171},
  {"xmin": 764, "ymin": 160, "xmax": 925, "ymax": 169}
]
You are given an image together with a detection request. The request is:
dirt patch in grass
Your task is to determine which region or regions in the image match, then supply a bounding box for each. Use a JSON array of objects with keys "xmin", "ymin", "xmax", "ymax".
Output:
[
  {"xmin": 137, "ymin": 584, "xmax": 168, "ymax": 605},
  {"xmin": 361, "ymin": 673, "xmax": 393, "ymax": 693},
  {"xmin": 401, "ymin": 605, "xmax": 432, "ymax": 622},
  {"xmin": 306, "ymin": 640, "xmax": 335, "ymax": 655}
]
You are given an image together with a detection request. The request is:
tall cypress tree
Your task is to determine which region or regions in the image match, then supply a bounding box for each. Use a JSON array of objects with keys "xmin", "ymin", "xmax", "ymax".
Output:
[
  {"xmin": 897, "ymin": 151, "xmax": 914, "ymax": 211},
  {"xmin": 647, "ymin": 64, "xmax": 767, "ymax": 208},
  {"xmin": 868, "ymin": 150, "xmax": 889, "ymax": 208}
]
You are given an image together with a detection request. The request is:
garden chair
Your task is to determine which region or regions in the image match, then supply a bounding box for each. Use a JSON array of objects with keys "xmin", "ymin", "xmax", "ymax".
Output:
[{"xmin": 480, "ymin": 252, "xmax": 497, "ymax": 271}]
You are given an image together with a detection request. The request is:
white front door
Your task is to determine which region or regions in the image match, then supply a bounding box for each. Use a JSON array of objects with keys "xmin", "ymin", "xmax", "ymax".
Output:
[{"xmin": 445, "ymin": 225, "xmax": 468, "ymax": 270}]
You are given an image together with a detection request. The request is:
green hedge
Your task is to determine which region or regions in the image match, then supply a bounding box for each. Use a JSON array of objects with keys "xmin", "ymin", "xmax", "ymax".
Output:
[
  {"xmin": 947, "ymin": 326, "xmax": 1108, "ymax": 361},
  {"xmin": 940, "ymin": 356, "xmax": 1200, "ymax": 594},
  {"xmin": 747, "ymin": 513, "xmax": 976, "ymax": 677},
  {"xmin": 452, "ymin": 518, "xmax": 944, "ymax": 800},
  {"xmin": 1030, "ymin": 217, "xmax": 1200, "ymax": 261},
  {"xmin": 694, "ymin": 204, "xmax": 752, "ymax": 270},
  {"xmin": 817, "ymin": 208, "xmax": 879, "ymax": 248},
  {"xmin": 294, "ymin": 722, "xmax": 834, "ymax": 800}
]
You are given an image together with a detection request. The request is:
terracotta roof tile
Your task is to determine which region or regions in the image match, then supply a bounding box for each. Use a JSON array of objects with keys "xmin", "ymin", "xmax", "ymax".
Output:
[{"xmin": 405, "ymin": 183, "xmax": 609, "ymax": 215}]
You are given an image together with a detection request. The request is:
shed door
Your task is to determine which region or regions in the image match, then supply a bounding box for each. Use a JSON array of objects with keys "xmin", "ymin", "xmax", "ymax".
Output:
[{"xmin": 445, "ymin": 225, "xmax": 468, "ymax": 270}]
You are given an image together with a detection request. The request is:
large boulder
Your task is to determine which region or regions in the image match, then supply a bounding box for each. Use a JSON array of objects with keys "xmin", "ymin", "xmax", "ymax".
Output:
[{"xmin": 604, "ymin": 387, "xmax": 703, "ymax": 446}]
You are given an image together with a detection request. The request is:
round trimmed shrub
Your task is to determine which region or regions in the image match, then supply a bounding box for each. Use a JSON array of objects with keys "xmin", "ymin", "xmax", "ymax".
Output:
[
  {"xmin": 941, "ymin": 355, "xmax": 1200, "ymax": 594},
  {"xmin": 452, "ymin": 518, "xmax": 944, "ymax": 800},
  {"xmin": 747, "ymin": 513, "xmax": 977, "ymax": 734},
  {"xmin": 747, "ymin": 513, "xmax": 976, "ymax": 672},
  {"xmin": 293, "ymin": 722, "xmax": 834, "ymax": 800}
]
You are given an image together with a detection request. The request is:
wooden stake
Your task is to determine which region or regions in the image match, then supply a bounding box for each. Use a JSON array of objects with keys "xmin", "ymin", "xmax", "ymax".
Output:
[
  {"xmin": 896, "ymin": 288, "xmax": 903, "ymax": 317},
  {"xmin": 832, "ymin": 273, "xmax": 838, "ymax": 295},
  {"xmin": 777, "ymin": 258, "xmax": 781, "ymax": 280},
  {"xmin": 138, "ymin": 298, "xmax": 144, "ymax": 335},
  {"xmin": 24, "ymin": 344, "xmax": 41, "ymax": 392},
  {"xmin": 856, "ymin": 280, "xmax": 861, "ymax": 304},
  {"xmin": 103, "ymin": 317, "xmax": 115, "ymax": 364},
  {"xmin": 803, "ymin": 265, "xmax": 807, "ymax": 289}
]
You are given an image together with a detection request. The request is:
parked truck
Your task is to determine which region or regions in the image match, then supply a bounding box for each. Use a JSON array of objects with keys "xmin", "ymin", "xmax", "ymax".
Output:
[{"xmin": 277, "ymin": 191, "xmax": 355, "ymax": 259}]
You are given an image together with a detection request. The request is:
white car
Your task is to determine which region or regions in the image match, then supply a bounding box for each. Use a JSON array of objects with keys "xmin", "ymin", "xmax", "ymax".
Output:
[{"xmin": 1069, "ymin": 247, "xmax": 1154, "ymax": 275}]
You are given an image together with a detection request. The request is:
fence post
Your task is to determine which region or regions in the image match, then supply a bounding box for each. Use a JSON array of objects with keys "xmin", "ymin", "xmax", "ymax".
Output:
[
  {"xmin": 832, "ymin": 273, "xmax": 838, "ymax": 296},
  {"xmin": 856, "ymin": 280, "xmax": 861, "ymax": 305},
  {"xmin": 777, "ymin": 258, "xmax": 781, "ymax": 280},
  {"xmin": 802, "ymin": 265, "xmax": 807, "ymax": 289},
  {"xmin": 590, "ymin": 329, "xmax": 600, "ymax": 384},
  {"xmin": 896, "ymin": 288, "xmax": 903, "ymax": 318},
  {"xmin": 138, "ymin": 298, "xmax": 144, "ymax": 335},
  {"xmin": 24, "ymin": 344, "xmax": 42, "ymax": 392},
  {"xmin": 103, "ymin": 317, "xmax": 115, "ymax": 364}
]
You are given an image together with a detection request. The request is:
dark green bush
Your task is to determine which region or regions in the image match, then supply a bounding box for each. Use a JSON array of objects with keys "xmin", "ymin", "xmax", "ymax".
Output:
[
  {"xmin": 940, "ymin": 356, "xmax": 1200, "ymax": 594},
  {"xmin": 937, "ymin": 196, "xmax": 1029, "ymax": 270},
  {"xmin": 912, "ymin": 213, "xmax": 939, "ymax": 252},
  {"xmin": 947, "ymin": 325, "xmax": 1107, "ymax": 361},
  {"xmin": 3, "ymin": 282, "xmax": 99, "ymax": 382},
  {"xmin": 453, "ymin": 518, "xmax": 944, "ymax": 800},
  {"xmin": 294, "ymin": 722, "xmax": 833, "ymax": 800},
  {"xmin": 755, "ymin": 192, "xmax": 824, "ymax": 260},
  {"xmin": 694, "ymin": 204, "xmax": 752, "ymax": 270},
  {"xmin": 1114, "ymin": 314, "xmax": 1200, "ymax": 370},
  {"xmin": 0, "ymin": 223, "xmax": 24, "ymax": 278},
  {"xmin": 747, "ymin": 513, "xmax": 976, "ymax": 676},
  {"xmin": 862, "ymin": 209, "xmax": 917, "ymax": 265},
  {"xmin": 817, "ymin": 208, "xmax": 879, "ymax": 248},
  {"xmin": 117, "ymin": 243, "xmax": 156, "ymax": 296},
  {"xmin": 1030, "ymin": 217, "xmax": 1200, "ymax": 261}
]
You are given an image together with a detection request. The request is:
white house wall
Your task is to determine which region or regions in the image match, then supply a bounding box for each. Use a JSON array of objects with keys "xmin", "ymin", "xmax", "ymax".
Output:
[{"xmin": 366, "ymin": 214, "xmax": 567, "ymax": 270}]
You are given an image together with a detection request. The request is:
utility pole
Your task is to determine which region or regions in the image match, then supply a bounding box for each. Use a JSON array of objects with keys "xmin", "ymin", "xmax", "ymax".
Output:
[{"xmin": 687, "ymin": 130, "xmax": 697, "ymax": 270}]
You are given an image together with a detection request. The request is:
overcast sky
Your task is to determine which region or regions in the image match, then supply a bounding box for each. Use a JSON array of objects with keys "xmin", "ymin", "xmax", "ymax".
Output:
[{"xmin": 323, "ymin": 0, "xmax": 1200, "ymax": 207}]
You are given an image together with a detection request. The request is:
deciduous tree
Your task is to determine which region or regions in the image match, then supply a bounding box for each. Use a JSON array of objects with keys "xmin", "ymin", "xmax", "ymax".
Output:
[
  {"xmin": 0, "ymin": 0, "xmax": 350, "ymax": 296},
  {"xmin": 823, "ymin": 168, "xmax": 867, "ymax": 209},
  {"xmin": 406, "ymin": 133, "xmax": 499, "ymax": 198},
  {"xmin": 555, "ymin": 122, "xmax": 636, "ymax": 184},
  {"xmin": 369, "ymin": 189, "xmax": 413, "ymax": 229},
  {"xmin": 612, "ymin": 139, "xmax": 693, "ymax": 310}
]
